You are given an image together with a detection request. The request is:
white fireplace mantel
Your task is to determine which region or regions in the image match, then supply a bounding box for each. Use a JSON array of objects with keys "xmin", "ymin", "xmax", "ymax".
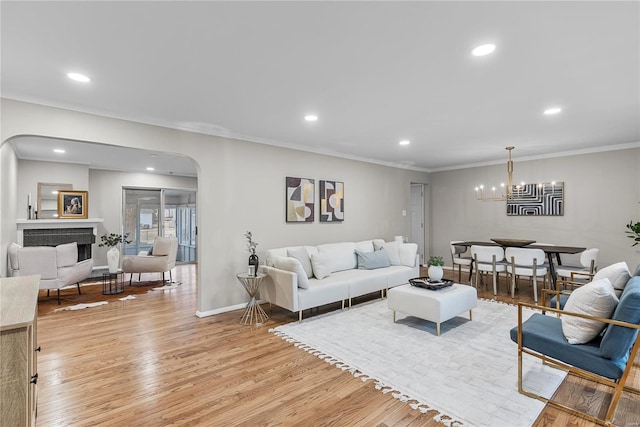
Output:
[{"xmin": 16, "ymin": 218, "xmax": 104, "ymax": 246}]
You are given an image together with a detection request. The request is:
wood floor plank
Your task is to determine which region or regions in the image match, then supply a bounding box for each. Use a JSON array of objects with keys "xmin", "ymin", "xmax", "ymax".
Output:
[{"xmin": 33, "ymin": 265, "xmax": 639, "ymax": 426}]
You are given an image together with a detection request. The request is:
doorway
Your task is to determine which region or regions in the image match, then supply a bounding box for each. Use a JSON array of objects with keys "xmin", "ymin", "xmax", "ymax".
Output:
[
  {"xmin": 122, "ymin": 187, "xmax": 197, "ymax": 263},
  {"xmin": 410, "ymin": 183, "xmax": 426, "ymax": 265}
]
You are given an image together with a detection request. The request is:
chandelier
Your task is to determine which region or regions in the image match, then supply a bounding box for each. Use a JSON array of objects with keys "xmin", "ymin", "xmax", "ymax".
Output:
[{"xmin": 474, "ymin": 146, "xmax": 557, "ymax": 202}]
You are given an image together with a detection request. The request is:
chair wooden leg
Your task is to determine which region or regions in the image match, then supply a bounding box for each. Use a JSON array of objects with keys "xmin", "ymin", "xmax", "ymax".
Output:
[
  {"xmin": 57, "ymin": 289, "xmax": 61, "ymax": 305},
  {"xmin": 77, "ymin": 283, "xmax": 82, "ymax": 295},
  {"xmin": 47, "ymin": 289, "xmax": 50, "ymax": 297}
]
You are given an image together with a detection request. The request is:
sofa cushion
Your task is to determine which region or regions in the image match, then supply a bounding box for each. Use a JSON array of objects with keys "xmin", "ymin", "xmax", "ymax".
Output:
[
  {"xmin": 310, "ymin": 252, "xmax": 332, "ymax": 279},
  {"xmin": 600, "ymin": 276, "xmax": 640, "ymax": 360},
  {"xmin": 355, "ymin": 240, "xmax": 374, "ymax": 253},
  {"xmin": 273, "ymin": 256, "xmax": 310, "ymax": 289},
  {"xmin": 593, "ymin": 262, "xmax": 631, "ymax": 297},
  {"xmin": 153, "ymin": 237, "xmax": 172, "ymax": 256},
  {"xmin": 380, "ymin": 241, "xmax": 401, "ymax": 266},
  {"xmin": 316, "ymin": 242, "xmax": 357, "ymax": 272},
  {"xmin": 562, "ymin": 278, "xmax": 619, "ymax": 344},
  {"xmin": 55, "ymin": 242, "xmax": 79, "ymax": 267},
  {"xmin": 287, "ymin": 247, "xmax": 313, "ymax": 278},
  {"xmin": 355, "ymin": 248, "xmax": 390, "ymax": 270},
  {"xmin": 399, "ymin": 243, "xmax": 418, "ymax": 267}
]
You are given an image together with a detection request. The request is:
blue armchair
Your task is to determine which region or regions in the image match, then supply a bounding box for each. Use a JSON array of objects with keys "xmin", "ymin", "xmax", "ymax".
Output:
[{"xmin": 510, "ymin": 275, "xmax": 640, "ymax": 425}]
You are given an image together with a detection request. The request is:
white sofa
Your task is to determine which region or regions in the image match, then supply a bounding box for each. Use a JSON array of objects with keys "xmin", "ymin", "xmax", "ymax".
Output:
[
  {"xmin": 8, "ymin": 242, "xmax": 94, "ymax": 304},
  {"xmin": 260, "ymin": 239, "xmax": 420, "ymax": 320}
]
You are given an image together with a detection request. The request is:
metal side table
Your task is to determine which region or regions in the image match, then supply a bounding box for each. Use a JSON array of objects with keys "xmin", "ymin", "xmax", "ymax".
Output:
[
  {"xmin": 102, "ymin": 271, "xmax": 124, "ymax": 295},
  {"xmin": 236, "ymin": 272, "xmax": 268, "ymax": 325}
]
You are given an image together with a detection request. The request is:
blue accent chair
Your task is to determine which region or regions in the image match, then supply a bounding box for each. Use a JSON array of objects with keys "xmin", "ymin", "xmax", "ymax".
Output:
[{"xmin": 510, "ymin": 275, "xmax": 640, "ymax": 425}]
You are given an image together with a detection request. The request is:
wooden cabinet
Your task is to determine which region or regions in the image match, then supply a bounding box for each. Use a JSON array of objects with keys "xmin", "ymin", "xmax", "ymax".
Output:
[{"xmin": 1, "ymin": 275, "xmax": 40, "ymax": 426}]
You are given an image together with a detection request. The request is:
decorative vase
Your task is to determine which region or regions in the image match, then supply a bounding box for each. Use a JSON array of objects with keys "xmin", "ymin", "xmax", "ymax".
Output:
[
  {"xmin": 248, "ymin": 253, "xmax": 259, "ymax": 277},
  {"xmin": 428, "ymin": 265, "xmax": 443, "ymax": 281},
  {"xmin": 107, "ymin": 247, "xmax": 120, "ymax": 273}
]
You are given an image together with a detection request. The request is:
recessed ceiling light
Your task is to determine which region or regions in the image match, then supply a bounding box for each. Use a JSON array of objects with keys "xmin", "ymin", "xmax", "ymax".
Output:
[
  {"xmin": 304, "ymin": 114, "xmax": 318, "ymax": 122},
  {"xmin": 543, "ymin": 107, "xmax": 562, "ymax": 115},
  {"xmin": 67, "ymin": 72, "xmax": 91, "ymax": 83},
  {"xmin": 146, "ymin": 167, "xmax": 155, "ymax": 171},
  {"xmin": 471, "ymin": 43, "xmax": 496, "ymax": 57},
  {"xmin": 399, "ymin": 140, "xmax": 411, "ymax": 146},
  {"xmin": 53, "ymin": 148, "xmax": 65, "ymax": 153}
]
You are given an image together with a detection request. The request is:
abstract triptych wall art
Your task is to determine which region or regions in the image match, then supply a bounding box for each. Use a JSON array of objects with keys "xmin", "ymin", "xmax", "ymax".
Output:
[
  {"xmin": 319, "ymin": 180, "xmax": 344, "ymax": 222},
  {"xmin": 506, "ymin": 182, "xmax": 564, "ymax": 216},
  {"xmin": 286, "ymin": 177, "xmax": 315, "ymax": 222}
]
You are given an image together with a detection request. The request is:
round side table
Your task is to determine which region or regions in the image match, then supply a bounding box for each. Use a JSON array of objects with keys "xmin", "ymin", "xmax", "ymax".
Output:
[
  {"xmin": 236, "ymin": 272, "xmax": 269, "ymax": 325},
  {"xmin": 102, "ymin": 271, "xmax": 124, "ymax": 295}
]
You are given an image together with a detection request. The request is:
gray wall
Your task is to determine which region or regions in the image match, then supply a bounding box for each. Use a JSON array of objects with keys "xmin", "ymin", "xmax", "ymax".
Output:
[
  {"xmin": 429, "ymin": 148, "xmax": 640, "ymax": 269},
  {"xmin": 1, "ymin": 98, "xmax": 429, "ymax": 314}
]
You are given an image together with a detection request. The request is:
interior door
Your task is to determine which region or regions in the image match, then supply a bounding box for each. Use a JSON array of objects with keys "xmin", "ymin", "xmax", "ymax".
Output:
[{"xmin": 410, "ymin": 183, "xmax": 425, "ymax": 265}]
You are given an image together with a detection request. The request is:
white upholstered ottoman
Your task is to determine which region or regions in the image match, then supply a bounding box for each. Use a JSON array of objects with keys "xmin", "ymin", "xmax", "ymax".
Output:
[{"xmin": 387, "ymin": 283, "xmax": 478, "ymax": 335}]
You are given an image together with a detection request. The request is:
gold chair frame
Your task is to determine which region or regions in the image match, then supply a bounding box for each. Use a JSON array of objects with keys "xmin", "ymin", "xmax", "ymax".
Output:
[{"xmin": 515, "ymin": 301, "xmax": 640, "ymax": 426}]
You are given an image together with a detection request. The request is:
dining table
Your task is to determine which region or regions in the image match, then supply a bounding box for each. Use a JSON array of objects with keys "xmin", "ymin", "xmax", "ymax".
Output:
[{"xmin": 454, "ymin": 241, "xmax": 586, "ymax": 288}]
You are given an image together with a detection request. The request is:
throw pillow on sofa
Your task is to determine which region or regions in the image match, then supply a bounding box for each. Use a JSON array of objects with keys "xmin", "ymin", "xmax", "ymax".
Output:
[
  {"xmin": 561, "ymin": 278, "xmax": 619, "ymax": 344},
  {"xmin": 273, "ymin": 256, "xmax": 311, "ymax": 289},
  {"xmin": 310, "ymin": 251, "xmax": 332, "ymax": 280},
  {"xmin": 355, "ymin": 248, "xmax": 391, "ymax": 270},
  {"xmin": 287, "ymin": 247, "xmax": 314, "ymax": 279},
  {"xmin": 593, "ymin": 261, "xmax": 631, "ymax": 297}
]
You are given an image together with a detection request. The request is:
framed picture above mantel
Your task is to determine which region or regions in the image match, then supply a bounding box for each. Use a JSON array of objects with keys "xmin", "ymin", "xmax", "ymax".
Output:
[{"xmin": 58, "ymin": 190, "xmax": 88, "ymax": 219}]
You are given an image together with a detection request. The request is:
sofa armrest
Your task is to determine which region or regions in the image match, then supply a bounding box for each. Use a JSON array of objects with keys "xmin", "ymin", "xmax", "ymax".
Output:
[
  {"xmin": 58, "ymin": 258, "xmax": 94, "ymax": 286},
  {"xmin": 259, "ymin": 265, "xmax": 299, "ymax": 313}
]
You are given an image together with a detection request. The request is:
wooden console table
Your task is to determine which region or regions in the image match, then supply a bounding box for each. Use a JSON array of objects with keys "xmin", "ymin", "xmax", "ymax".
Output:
[{"xmin": 1, "ymin": 275, "xmax": 40, "ymax": 426}]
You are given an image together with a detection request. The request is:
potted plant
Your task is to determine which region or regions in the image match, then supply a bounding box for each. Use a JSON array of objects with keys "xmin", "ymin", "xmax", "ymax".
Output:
[
  {"xmin": 99, "ymin": 232, "xmax": 131, "ymax": 273},
  {"xmin": 627, "ymin": 220, "xmax": 640, "ymax": 247},
  {"xmin": 427, "ymin": 255, "xmax": 445, "ymax": 281}
]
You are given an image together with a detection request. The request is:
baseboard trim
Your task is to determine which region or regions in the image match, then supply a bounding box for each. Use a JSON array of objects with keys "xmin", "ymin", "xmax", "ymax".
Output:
[{"xmin": 196, "ymin": 300, "xmax": 267, "ymax": 318}]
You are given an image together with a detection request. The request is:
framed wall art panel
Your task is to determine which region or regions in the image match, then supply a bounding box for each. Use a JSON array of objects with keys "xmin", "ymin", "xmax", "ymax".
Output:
[
  {"xmin": 506, "ymin": 182, "xmax": 564, "ymax": 216},
  {"xmin": 286, "ymin": 177, "xmax": 315, "ymax": 222},
  {"xmin": 319, "ymin": 180, "xmax": 344, "ymax": 222}
]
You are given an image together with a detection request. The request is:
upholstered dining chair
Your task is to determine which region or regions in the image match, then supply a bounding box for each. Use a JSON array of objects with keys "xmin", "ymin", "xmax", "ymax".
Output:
[
  {"xmin": 450, "ymin": 241, "xmax": 473, "ymax": 283},
  {"xmin": 556, "ymin": 248, "xmax": 599, "ymax": 283},
  {"xmin": 122, "ymin": 236, "xmax": 179, "ymax": 285},
  {"xmin": 470, "ymin": 245, "xmax": 506, "ymax": 296},
  {"xmin": 505, "ymin": 247, "xmax": 548, "ymax": 303}
]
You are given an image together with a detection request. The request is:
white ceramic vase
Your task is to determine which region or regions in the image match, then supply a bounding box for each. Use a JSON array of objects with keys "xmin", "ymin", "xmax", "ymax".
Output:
[
  {"xmin": 428, "ymin": 265, "xmax": 444, "ymax": 281},
  {"xmin": 107, "ymin": 247, "xmax": 120, "ymax": 273}
]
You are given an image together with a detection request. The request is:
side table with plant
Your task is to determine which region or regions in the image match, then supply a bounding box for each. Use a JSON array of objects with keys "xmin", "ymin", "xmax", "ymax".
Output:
[
  {"xmin": 427, "ymin": 255, "xmax": 445, "ymax": 281},
  {"xmin": 99, "ymin": 232, "xmax": 131, "ymax": 273}
]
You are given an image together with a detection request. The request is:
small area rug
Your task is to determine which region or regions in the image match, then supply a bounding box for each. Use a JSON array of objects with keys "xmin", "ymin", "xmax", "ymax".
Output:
[{"xmin": 271, "ymin": 298, "xmax": 566, "ymax": 427}]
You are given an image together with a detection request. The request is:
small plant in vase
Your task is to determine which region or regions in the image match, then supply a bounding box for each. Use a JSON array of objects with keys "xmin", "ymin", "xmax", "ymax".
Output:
[
  {"xmin": 427, "ymin": 255, "xmax": 445, "ymax": 282},
  {"xmin": 99, "ymin": 233, "xmax": 131, "ymax": 273},
  {"xmin": 245, "ymin": 231, "xmax": 259, "ymax": 276}
]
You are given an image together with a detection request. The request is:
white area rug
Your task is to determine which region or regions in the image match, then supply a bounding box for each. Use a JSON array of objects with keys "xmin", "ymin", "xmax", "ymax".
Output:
[
  {"xmin": 53, "ymin": 301, "xmax": 108, "ymax": 312},
  {"xmin": 271, "ymin": 299, "xmax": 566, "ymax": 427}
]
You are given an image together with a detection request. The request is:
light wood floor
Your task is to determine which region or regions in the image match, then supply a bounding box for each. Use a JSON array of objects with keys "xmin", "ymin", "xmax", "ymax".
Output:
[{"xmin": 35, "ymin": 265, "xmax": 639, "ymax": 426}]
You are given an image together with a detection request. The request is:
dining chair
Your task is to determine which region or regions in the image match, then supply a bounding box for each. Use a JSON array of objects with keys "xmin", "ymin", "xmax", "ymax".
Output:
[
  {"xmin": 450, "ymin": 241, "xmax": 473, "ymax": 283},
  {"xmin": 506, "ymin": 247, "xmax": 548, "ymax": 303},
  {"xmin": 556, "ymin": 248, "xmax": 599, "ymax": 283},
  {"xmin": 470, "ymin": 245, "xmax": 506, "ymax": 295}
]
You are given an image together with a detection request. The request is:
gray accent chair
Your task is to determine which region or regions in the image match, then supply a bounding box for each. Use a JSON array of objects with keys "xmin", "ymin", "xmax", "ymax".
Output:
[
  {"xmin": 8, "ymin": 242, "xmax": 94, "ymax": 304},
  {"xmin": 122, "ymin": 236, "xmax": 178, "ymax": 285}
]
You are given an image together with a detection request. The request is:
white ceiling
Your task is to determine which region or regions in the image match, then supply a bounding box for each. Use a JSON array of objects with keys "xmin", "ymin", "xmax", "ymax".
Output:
[{"xmin": 1, "ymin": 1, "xmax": 638, "ymax": 175}]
